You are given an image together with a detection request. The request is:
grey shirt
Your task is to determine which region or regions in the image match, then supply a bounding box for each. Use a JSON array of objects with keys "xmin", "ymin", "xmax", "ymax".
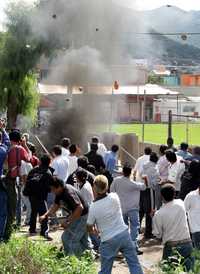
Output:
[
  {"xmin": 110, "ymin": 176, "xmax": 146, "ymax": 214},
  {"xmin": 141, "ymin": 161, "xmax": 160, "ymax": 190}
]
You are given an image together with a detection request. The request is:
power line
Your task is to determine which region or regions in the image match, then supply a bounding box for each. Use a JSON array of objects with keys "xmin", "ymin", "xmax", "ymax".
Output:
[{"xmin": 130, "ymin": 32, "xmax": 200, "ymax": 36}]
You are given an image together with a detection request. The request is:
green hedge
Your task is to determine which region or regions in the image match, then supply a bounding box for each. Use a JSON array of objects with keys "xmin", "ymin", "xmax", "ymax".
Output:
[{"xmin": 0, "ymin": 237, "xmax": 96, "ymax": 274}]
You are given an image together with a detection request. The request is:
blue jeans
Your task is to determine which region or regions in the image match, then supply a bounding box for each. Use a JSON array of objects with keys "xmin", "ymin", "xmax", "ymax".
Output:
[
  {"xmin": 0, "ymin": 190, "xmax": 7, "ymax": 240},
  {"xmin": 163, "ymin": 242, "xmax": 194, "ymax": 272},
  {"xmin": 99, "ymin": 229, "xmax": 143, "ymax": 274},
  {"xmin": 90, "ymin": 233, "xmax": 100, "ymax": 251},
  {"xmin": 123, "ymin": 209, "xmax": 140, "ymax": 248},
  {"xmin": 192, "ymin": 232, "xmax": 200, "ymax": 249},
  {"xmin": 61, "ymin": 214, "xmax": 89, "ymax": 256}
]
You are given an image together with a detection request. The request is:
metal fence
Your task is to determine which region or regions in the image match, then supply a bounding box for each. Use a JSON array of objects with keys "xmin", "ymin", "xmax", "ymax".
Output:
[{"xmin": 168, "ymin": 110, "xmax": 200, "ymax": 146}]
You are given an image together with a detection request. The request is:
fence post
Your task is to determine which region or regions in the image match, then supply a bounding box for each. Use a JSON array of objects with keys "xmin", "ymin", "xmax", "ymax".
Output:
[
  {"xmin": 142, "ymin": 89, "xmax": 146, "ymax": 144},
  {"xmin": 186, "ymin": 117, "xmax": 189, "ymax": 144},
  {"xmin": 168, "ymin": 110, "xmax": 172, "ymax": 139}
]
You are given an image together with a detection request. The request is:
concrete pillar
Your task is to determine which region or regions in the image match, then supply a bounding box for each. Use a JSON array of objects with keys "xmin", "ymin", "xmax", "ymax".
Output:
[
  {"xmin": 120, "ymin": 133, "xmax": 139, "ymax": 166},
  {"xmin": 101, "ymin": 132, "xmax": 120, "ymax": 150}
]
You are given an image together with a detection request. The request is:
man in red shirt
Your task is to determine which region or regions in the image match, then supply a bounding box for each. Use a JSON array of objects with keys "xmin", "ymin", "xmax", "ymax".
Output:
[{"xmin": 5, "ymin": 130, "xmax": 31, "ymax": 240}]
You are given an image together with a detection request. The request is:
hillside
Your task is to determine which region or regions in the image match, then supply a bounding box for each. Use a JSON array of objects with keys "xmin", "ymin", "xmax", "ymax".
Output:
[
  {"xmin": 142, "ymin": 5, "xmax": 200, "ymax": 48},
  {"xmin": 129, "ymin": 30, "xmax": 200, "ymax": 64}
]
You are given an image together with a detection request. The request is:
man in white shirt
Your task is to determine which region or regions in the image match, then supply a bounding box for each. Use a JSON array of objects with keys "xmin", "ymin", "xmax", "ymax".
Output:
[
  {"xmin": 157, "ymin": 145, "xmax": 169, "ymax": 183},
  {"xmin": 184, "ymin": 187, "xmax": 200, "ymax": 249},
  {"xmin": 91, "ymin": 136, "xmax": 107, "ymax": 158},
  {"xmin": 166, "ymin": 151, "xmax": 185, "ymax": 196},
  {"xmin": 61, "ymin": 138, "xmax": 71, "ymax": 157},
  {"xmin": 21, "ymin": 160, "xmax": 33, "ymax": 225},
  {"xmin": 140, "ymin": 152, "xmax": 160, "ymax": 239},
  {"xmin": 153, "ymin": 184, "xmax": 194, "ymax": 272},
  {"xmin": 133, "ymin": 147, "xmax": 152, "ymax": 182},
  {"xmin": 110, "ymin": 164, "xmax": 146, "ymax": 254},
  {"xmin": 51, "ymin": 145, "xmax": 69, "ymax": 182},
  {"xmin": 87, "ymin": 175, "xmax": 143, "ymax": 274},
  {"xmin": 68, "ymin": 144, "xmax": 78, "ymax": 176},
  {"xmin": 76, "ymin": 168, "xmax": 98, "ymax": 250},
  {"xmin": 76, "ymin": 168, "xmax": 94, "ymax": 207}
]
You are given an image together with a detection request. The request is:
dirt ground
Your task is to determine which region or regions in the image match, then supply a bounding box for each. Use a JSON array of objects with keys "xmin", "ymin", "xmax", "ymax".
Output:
[
  {"xmin": 110, "ymin": 238, "xmax": 163, "ymax": 274},
  {"xmin": 18, "ymin": 225, "xmax": 163, "ymax": 274}
]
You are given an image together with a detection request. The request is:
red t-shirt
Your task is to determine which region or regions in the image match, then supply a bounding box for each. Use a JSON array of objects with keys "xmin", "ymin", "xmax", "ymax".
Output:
[
  {"xmin": 30, "ymin": 155, "xmax": 40, "ymax": 168},
  {"xmin": 8, "ymin": 145, "xmax": 30, "ymax": 178}
]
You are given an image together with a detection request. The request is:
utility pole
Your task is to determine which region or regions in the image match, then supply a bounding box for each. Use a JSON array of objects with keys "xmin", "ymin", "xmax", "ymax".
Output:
[
  {"xmin": 142, "ymin": 89, "xmax": 146, "ymax": 144},
  {"xmin": 168, "ymin": 110, "xmax": 172, "ymax": 139}
]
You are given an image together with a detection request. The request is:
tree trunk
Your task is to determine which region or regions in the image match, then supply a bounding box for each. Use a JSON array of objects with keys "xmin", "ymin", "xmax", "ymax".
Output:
[{"xmin": 7, "ymin": 99, "xmax": 18, "ymax": 130}]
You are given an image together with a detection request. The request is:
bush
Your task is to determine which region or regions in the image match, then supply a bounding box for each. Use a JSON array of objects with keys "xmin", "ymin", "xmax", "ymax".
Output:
[{"xmin": 0, "ymin": 236, "xmax": 96, "ymax": 274}]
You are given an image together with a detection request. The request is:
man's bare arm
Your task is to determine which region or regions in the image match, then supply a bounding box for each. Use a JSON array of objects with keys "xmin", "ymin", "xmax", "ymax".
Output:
[{"xmin": 39, "ymin": 203, "xmax": 60, "ymax": 223}]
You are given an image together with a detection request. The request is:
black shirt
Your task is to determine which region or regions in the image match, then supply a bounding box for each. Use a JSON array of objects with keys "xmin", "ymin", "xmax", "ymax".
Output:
[
  {"xmin": 54, "ymin": 185, "xmax": 88, "ymax": 216},
  {"xmin": 23, "ymin": 166, "xmax": 54, "ymax": 200},
  {"xmin": 67, "ymin": 168, "xmax": 95, "ymax": 187},
  {"xmin": 84, "ymin": 151, "xmax": 105, "ymax": 173},
  {"xmin": 179, "ymin": 171, "xmax": 200, "ymax": 200}
]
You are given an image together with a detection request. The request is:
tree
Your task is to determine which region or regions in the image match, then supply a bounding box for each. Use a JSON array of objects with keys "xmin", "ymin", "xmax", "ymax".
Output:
[
  {"xmin": 148, "ymin": 74, "xmax": 164, "ymax": 85},
  {"xmin": 0, "ymin": 2, "xmax": 55, "ymax": 128}
]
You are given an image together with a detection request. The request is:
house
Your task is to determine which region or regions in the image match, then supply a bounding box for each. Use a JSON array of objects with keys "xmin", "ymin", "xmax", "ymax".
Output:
[
  {"xmin": 153, "ymin": 97, "xmax": 200, "ymax": 122},
  {"xmin": 38, "ymin": 83, "xmax": 179, "ymax": 125}
]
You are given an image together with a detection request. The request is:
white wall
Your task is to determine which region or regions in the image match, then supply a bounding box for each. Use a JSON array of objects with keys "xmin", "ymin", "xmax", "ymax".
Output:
[{"xmin": 153, "ymin": 99, "xmax": 200, "ymax": 122}]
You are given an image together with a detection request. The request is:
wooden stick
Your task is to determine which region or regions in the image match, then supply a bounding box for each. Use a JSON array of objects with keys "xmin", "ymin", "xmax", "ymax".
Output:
[{"xmin": 34, "ymin": 135, "xmax": 50, "ymax": 155}]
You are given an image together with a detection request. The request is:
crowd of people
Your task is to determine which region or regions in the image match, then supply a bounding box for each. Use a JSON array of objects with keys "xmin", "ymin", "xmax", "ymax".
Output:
[{"xmin": 0, "ymin": 119, "xmax": 200, "ymax": 274}]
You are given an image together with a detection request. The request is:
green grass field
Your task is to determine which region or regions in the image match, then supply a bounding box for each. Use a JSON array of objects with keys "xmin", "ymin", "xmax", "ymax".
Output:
[{"xmin": 101, "ymin": 123, "xmax": 200, "ymax": 145}]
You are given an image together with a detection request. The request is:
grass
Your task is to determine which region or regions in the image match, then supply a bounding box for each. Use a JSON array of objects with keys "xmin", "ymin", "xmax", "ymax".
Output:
[
  {"xmin": 0, "ymin": 236, "xmax": 96, "ymax": 274},
  {"xmin": 156, "ymin": 249, "xmax": 200, "ymax": 274},
  {"xmin": 97, "ymin": 123, "xmax": 200, "ymax": 145}
]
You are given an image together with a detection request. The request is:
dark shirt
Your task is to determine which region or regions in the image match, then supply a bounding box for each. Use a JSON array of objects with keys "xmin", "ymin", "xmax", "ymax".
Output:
[
  {"xmin": 186, "ymin": 155, "xmax": 200, "ymax": 161},
  {"xmin": 84, "ymin": 151, "xmax": 105, "ymax": 173},
  {"xmin": 179, "ymin": 171, "xmax": 200, "ymax": 200},
  {"xmin": 0, "ymin": 130, "xmax": 10, "ymax": 176},
  {"xmin": 100, "ymin": 169, "xmax": 113, "ymax": 191},
  {"xmin": 55, "ymin": 185, "xmax": 88, "ymax": 216},
  {"xmin": 24, "ymin": 166, "xmax": 54, "ymax": 200},
  {"xmin": 67, "ymin": 168, "xmax": 95, "ymax": 187}
]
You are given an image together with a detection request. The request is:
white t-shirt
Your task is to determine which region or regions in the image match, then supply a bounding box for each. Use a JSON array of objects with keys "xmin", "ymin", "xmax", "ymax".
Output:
[
  {"xmin": 80, "ymin": 181, "xmax": 94, "ymax": 207},
  {"xmin": 87, "ymin": 193, "xmax": 127, "ymax": 242},
  {"xmin": 184, "ymin": 189, "xmax": 200, "ymax": 233},
  {"xmin": 134, "ymin": 154, "xmax": 150, "ymax": 181},
  {"xmin": 68, "ymin": 155, "xmax": 78, "ymax": 175},
  {"xmin": 51, "ymin": 155, "xmax": 69, "ymax": 182},
  {"xmin": 20, "ymin": 160, "xmax": 33, "ymax": 177},
  {"xmin": 62, "ymin": 147, "xmax": 70, "ymax": 157},
  {"xmin": 97, "ymin": 143, "xmax": 107, "ymax": 158},
  {"xmin": 153, "ymin": 199, "xmax": 190, "ymax": 244},
  {"xmin": 157, "ymin": 155, "xmax": 169, "ymax": 182},
  {"xmin": 168, "ymin": 159, "xmax": 185, "ymax": 191}
]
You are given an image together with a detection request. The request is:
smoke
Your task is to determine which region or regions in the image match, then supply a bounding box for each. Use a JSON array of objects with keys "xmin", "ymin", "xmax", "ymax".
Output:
[
  {"xmin": 31, "ymin": 0, "xmax": 143, "ymax": 85},
  {"xmin": 45, "ymin": 46, "xmax": 112, "ymax": 86},
  {"xmin": 29, "ymin": 0, "xmax": 148, "ymax": 145},
  {"xmin": 45, "ymin": 108, "xmax": 88, "ymax": 149}
]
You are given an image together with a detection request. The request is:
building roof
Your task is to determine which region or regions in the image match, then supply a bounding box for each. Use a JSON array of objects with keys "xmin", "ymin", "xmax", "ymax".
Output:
[
  {"xmin": 112, "ymin": 84, "xmax": 179, "ymax": 95},
  {"xmin": 39, "ymin": 84, "xmax": 68, "ymax": 94},
  {"xmin": 38, "ymin": 83, "xmax": 179, "ymax": 96}
]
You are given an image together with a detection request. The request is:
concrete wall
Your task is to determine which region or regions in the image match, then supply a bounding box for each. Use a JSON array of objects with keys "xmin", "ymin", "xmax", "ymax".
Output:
[{"xmin": 102, "ymin": 132, "xmax": 161, "ymax": 166}]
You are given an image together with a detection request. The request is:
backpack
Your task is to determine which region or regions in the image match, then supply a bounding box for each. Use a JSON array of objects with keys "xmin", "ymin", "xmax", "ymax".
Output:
[{"xmin": 23, "ymin": 168, "xmax": 52, "ymax": 198}]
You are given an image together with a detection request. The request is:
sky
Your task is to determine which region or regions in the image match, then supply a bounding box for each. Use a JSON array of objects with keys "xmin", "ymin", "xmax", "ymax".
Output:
[
  {"xmin": 135, "ymin": 0, "xmax": 200, "ymax": 10},
  {"xmin": 121, "ymin": 0, "xmax": 200, "ymax": 10},
  {"xmin": 1, "ymin": 0, "xmax": 200, "ymax": 24}
]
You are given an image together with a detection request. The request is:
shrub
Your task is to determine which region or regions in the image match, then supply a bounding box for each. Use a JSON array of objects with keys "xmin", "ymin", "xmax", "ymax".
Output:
[{"xmin": 0, "ymin": 236, "xmax": 96, "ymax": 274}]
